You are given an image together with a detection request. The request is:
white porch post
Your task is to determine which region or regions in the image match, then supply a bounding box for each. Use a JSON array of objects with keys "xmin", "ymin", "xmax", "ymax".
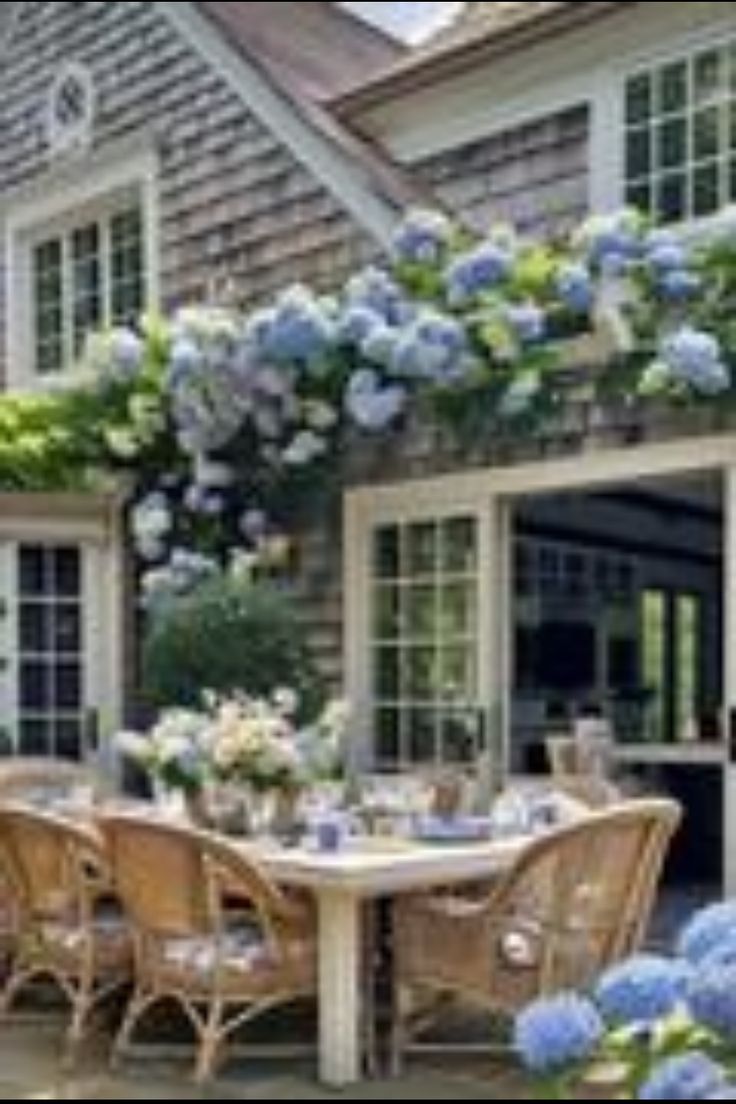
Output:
[
  {"xmin": 481, "ymin": 495, "xmax": 513, "ymax": 786},
  {"xmin": 724, "ymin": 466, "xmax": 736, "ymax": 898}
]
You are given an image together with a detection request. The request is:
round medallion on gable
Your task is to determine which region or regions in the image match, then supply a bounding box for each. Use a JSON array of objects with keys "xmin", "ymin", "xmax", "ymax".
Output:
[{"xmin": 46, "ymin": 61, "xmax": 95, "ymax": 155}]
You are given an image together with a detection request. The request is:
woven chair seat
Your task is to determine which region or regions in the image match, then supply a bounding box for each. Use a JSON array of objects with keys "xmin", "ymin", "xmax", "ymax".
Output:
[{"xmin": 158, "ymin": 927, "xmax": 315, "ymax": 994}]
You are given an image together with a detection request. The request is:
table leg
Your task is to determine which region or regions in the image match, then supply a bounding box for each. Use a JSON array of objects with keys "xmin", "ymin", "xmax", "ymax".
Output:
[{"xmin": 318, "ymin": 889, "xmax": 362, "ymax": 1088}]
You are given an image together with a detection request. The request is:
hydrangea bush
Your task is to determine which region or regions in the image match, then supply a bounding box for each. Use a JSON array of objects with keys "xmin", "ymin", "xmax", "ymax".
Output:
[
  {"xmin": 1, "ymin": 207, "xmax": 735, "ymax": 609},
  {"xmin": 515, "ymin": 902, "xmax": 736, "ymax": 1099}
]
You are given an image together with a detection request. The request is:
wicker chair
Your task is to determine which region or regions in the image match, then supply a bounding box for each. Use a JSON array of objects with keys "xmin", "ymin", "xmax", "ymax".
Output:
[
  {"xmin": 0, "ymin": 804, "xmax": 131, "ymax": 1064},
  {"xmin": 100, "ymin": 814, "xmax": 317, "ymax": 1085},
  {"xmin": 391, "ymin": 799, "xmax": 682, "ymax": 1070},
  {"xmin": 546, "ymin": 735, "xmax": 621, "ymax": 809}
]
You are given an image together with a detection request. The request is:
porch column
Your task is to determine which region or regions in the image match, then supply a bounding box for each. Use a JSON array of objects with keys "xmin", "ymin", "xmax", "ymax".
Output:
[
  {"xmin": 481, "ymin": 495, "xmax": 513, "ymax": 788},
  {"xmin": 724, "ymin": 467, "xmax": 736, "ymax": 897}
]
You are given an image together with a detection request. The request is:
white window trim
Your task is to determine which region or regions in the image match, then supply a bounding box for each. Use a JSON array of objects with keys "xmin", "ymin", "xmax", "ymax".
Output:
[
  {"xmin": 344, "ymin": 431, "xmax": 736, "ymax": 894},
  {"xmin": 0, "ymin": 497, "xmax": 126, "ymax": 759},
  {"xmin": 590, "ymin": 18, "xmax": 736, "ymax": 229},
  {"xmin": 343, "ymin": 483, "xmax": 509, "ymax": 774},
  {"xmin": 4, "ymin": 148, "xmax": 159, "ymax": 392}
]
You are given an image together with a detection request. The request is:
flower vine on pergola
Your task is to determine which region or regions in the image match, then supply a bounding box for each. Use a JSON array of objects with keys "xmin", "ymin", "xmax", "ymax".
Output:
[{"xmin": 0, "ymin": 206, "xmax": 734, "ymax": 611}]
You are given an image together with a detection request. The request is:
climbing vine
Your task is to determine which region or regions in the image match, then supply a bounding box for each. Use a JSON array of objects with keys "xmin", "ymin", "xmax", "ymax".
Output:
[{"xmin": 2, "ymin": 206, "xmax": 735, "ymax": 608}]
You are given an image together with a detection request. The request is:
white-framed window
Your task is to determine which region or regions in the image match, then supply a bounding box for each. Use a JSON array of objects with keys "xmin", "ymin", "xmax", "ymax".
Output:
[
  {"xmin": 4, "ymin": 151, "xmax": 158, "ymax": 389},
  {"xmin": 622, "ymin": 35, "xmax": 736, "ymax": 224},
  {"xmin": 371, "ymin": 516, "xmax": 482, "ymax": 768},
  {"xmin": 32, "ymin": 200, "xmax": 146, "ymax": 376}
]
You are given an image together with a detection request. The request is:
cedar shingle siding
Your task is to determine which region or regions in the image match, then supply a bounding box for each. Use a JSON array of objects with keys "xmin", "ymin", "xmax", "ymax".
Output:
[
  {"xmin": 0, "ymin": 0, "xmax": 372, "ymax": 384},
  {"xmin": 0, "ymin": 4, "xmax": 597, "ymax": 692},
  {"xmin": 415, "ymin": 106, "xmax": 590, "ymax": 237}
]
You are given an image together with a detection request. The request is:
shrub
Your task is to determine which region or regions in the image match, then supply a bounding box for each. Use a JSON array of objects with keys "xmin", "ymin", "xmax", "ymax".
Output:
[{"xmin": 141, "ymin": 573, "xmax": 325, "ymax": 718}]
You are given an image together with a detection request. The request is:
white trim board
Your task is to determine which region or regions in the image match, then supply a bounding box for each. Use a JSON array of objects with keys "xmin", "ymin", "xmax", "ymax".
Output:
[
  {"xmin": 3, "ymin": 145, "xmax": 160, "ymax": 392},
  {"xmin": 345, "ymin": 434, "xmax": 736, "ymax": 516},
  {"xmin": 158, "ymin": 1, "xmax": 399, "ymax": 246}
]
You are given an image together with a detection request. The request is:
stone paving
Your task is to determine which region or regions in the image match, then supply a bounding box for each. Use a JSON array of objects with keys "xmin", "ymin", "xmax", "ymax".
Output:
[{"xmin": 0, "ymin": 1019, "xmax": 529, "ymax": 1100}]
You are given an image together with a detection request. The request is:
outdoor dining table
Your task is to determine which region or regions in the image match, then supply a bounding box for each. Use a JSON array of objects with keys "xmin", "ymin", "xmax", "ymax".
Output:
[{"xmin": 235, "ymin": 833, "xmax": 525, "ymax": 1089}]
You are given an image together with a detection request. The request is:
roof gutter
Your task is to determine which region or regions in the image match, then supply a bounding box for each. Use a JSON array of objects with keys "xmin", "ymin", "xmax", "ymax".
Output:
[{"xmin": 333, "ymin": 1, "xmax": 637, "ymax": 118}]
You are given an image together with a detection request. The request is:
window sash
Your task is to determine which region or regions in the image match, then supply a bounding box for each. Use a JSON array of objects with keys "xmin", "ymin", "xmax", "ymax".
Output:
[
  {"xmin": 624, "ymin": 38, "xmax": 736, "ymax": 223},
  {"xmin": 370, "ymin": 517, "xmax": 483, "ymax": 769},
  {"xmin": 31, "ymin": 203, "xmax": 146, "ymax": 375}
]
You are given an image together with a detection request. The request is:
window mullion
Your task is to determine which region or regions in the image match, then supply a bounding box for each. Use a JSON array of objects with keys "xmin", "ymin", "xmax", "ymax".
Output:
[
  {"xmin": 61, "ymin": 231, "xmax": 74, "ymax": 373},
  {"xmin": 101, "ymin": 214, "xmax": 112, "ymax": 329}
]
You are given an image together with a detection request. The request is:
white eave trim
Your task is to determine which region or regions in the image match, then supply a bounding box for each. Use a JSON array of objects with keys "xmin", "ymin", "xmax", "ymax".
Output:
[{"xmin": 159, "ymin": 1, "xmax": 399, "ymax": 246}]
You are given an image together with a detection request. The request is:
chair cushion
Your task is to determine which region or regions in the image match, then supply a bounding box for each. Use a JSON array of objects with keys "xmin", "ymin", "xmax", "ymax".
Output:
[{"xmin": 158, "ymin": 924, "xmax": 315, "ymax": 994}]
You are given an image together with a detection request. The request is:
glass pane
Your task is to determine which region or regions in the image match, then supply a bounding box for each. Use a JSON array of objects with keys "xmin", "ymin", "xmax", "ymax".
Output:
[
  {"xmin": 694, "ymin": 106, "xmax": 721, "ymax": 161},
  {"xmin": 405, "ymin": 585, "xmax": 437, "ymax": 640},
  {"xmin": 440, "ymin": 646, "xmax": 476, "ymax": 701},
  {"xmin": 54, "ymin": 605, "xmax": 81, "ymax": 653},
  {"xmin": 627, "ymin": 73, "xmax": 652, "ymax": 125},
  {"xmin": 658, "ymin": 173, "xmax": 687, "ymax": 223},
  {"xmin": 20, "ymin": 662, "xmax": 50, "ymax": 711},
  {"xmin": 374, "ymin": 585, "xmax": 401, "ymax": 641},
  {"xmin": 19, "ymin": 548, "xmax": 47, "ymax": 596},
  {"xmin": 376, "ymin": 709, "xmax": 401, "ymax": 765},
  {"xmin": 55, "ymin": 718, "xmax": 83, "ymax": 761},
  {"xmin": 660, "ymin": 61, "xmax": 688, "ymax": 114},
  {"xmin": 19, "ymin": 719, "xmax": 50, "ymax": 757},
  {"xmin": 627, "ymin": 180, "xmax": 652, "ymax": 214},
  {"xmin": 730, "ymin": 158, "xmax": 736, "ymax": 202},
  {"xmin": 376, "ymin": 647, "xmax": 401, "ymax": 700},
  {"xmin": 407, "ymin": 710, "xmax": 437, "ymax": 764},
  {"xmin": 641, "ymin": 591, "xmax": 666, "ymax": 742},
  {"xmin": 695, "ymin": 49, "xmax": 723, "ymax": 104},
  {"xmin": 34, "ymin": 239, "xmax": 64, "ymax": 375},
  {"xmin": 405, "ymin": 647, "xmax": 438, "ymax": 700},
  {"xmin": 693, "ymin": 162, "xmax": 721, "ymax": 217},
  {"xmin": 406, "ymin": 523, "xmax": 437, "ymax": 577},
  {"xmin": 440, "ymin": 582, "xmax": 475, "ymax": 637},
  {"xmin": 19, "ymin": 604, "xmax": 49, "ymax": 654},
  {"xmin": 110, "ymin": 207, "xmax": 145, "ymax": 325},
  {"xmin": 374, "ymin": 527, "xmax": 400, "ymax": 580},
  {"xmin": 54, "ymin": 662, "xmax": 82, "ymax": 710},
  {"xmin": 54, "ymin": 548, "xmax": 81, "ymax": 597},
  {"xmin": 72, "ymin": 223, "xmax": 101, "ymax": 357},
  {"xmin": 658, "ymin": 116, "xmax": 688, "ymax": 170},
  {"xmin": 627, "ymin": 128, "xmax": 652, "ymax": 180},
  {"xmin": 675, "ymin": 595, "xmax": 701, "ymax": 743},
  {"xmin": 730, "ymin": 102, "xmax": 736, "ymax": 149},
  {"xmin": 441, "ymin": 518, "xmax": 477, "ymax": 573},
  {"xmin": 441, "ymin": 711, "xmax": 480, "ymax": 764}
]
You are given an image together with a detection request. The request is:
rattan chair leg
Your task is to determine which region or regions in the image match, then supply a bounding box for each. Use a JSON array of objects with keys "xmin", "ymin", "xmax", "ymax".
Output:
[{"xmin": 194, "ymin": 1000, "xmax": 225, "ymax": 1087}]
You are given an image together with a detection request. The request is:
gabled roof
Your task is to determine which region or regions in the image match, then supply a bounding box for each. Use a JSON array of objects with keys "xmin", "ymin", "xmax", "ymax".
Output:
[
  {"xmin": 198, "ymin": 1, "xmax": 403, "ymax": 103},
  {"xmin": 334, "ymin": 0, "xmax": 636, "ymax": 115},
  {"xmin": 426, "ymin": 2, "xmax": 572, "ymax": 52}
]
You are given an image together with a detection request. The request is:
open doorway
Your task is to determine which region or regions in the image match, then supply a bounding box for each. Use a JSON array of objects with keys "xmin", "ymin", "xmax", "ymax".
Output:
[{"xmin": 509, "ymin": 471, "xmax": 725, "ymax": 891}]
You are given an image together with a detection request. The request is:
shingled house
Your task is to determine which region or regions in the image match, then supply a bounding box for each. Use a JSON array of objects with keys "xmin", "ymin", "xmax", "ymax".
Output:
[{"xmin": 1, "ymin": 2, "xmax": 736, "ymax": 890}]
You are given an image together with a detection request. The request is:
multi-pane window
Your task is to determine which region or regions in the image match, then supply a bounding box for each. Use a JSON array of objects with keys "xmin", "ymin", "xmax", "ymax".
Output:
[
  {"xmin": 16, "ymin": 545, "xmax": 85, "ymax": 760},
  {"xmin": 371, "ymin": 517, "xmax": 482, "ymax": 769},
  {"xmin": 32, "ymin": 204, "xmax": 146, "ymax": 375},
  {"xmin": 625, "ymin": 39, "xmax": 736, "ymax": 222}
]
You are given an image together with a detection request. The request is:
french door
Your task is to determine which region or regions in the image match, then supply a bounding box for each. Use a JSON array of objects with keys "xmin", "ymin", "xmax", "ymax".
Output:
[{"xmin": 0, "ymin": 540, "xmax": 112, "ymax": 760}]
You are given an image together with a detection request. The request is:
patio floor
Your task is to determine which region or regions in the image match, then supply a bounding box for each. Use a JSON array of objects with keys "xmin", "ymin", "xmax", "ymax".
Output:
[{"xmin": 0, "ymin": 1019, "xmax": 529, "ymax": 1100}]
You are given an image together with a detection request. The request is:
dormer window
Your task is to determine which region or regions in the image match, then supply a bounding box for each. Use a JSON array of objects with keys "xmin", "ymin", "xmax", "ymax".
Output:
[{"xmin": 624, "ymin": 38, "xmax": 736, "ymax": 224}]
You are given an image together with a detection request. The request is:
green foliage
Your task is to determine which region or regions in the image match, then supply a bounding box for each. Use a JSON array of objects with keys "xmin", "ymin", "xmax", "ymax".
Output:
[{"xmin": 141, "ymin": 574, "xmax": 325, "ymax": 716}]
